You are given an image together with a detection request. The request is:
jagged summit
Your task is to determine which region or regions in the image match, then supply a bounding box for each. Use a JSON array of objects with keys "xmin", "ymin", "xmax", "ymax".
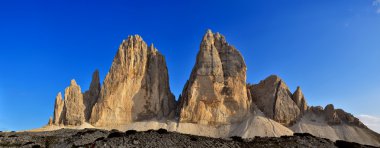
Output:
[
  {"xmin": 177, "ymin": 30, "xmax": 250, "ymax": 125},
  {"xmin": 292, "ymin": 86, "xmax": 308, "ymax": 114},
  {"xmin": 89, "ymin": 35, "xmax": 176, "ymax": 126},
  {"xmin": 70, "ymin": 79, "xmax": 77, "ymax": 86},
  {"xmin": 47, "ymin": 31, "xmax": 380, "ymax": 147}
]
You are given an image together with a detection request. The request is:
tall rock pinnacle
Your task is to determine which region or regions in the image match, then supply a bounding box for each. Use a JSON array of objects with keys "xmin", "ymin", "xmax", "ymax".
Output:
[
  {"xmin": 292, "ymin": 86, "xmax": 308, "ymax": 114},
  {"xmin": 83, "ymin": 70, "xmax": 101, "ymax": 121},
  {"xmin": 178, "ymin": 30, "xmax": 251, "ymax": 125},
  {"xmin": 53, "ymin": 92, "xmax": 64, "ymax": 125},
  {"xmin": 90, "ymin": 35, "xmax": 176, "ymax": 126},
  {"xmin": 64, "ymin": 79, "xmax": 86, "ymax": 125}
]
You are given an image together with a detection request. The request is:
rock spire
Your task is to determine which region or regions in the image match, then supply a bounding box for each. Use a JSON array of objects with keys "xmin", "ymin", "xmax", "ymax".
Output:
[
  {"xmin": 178, "ymin": 29, "xmax": 251, "ymax": 125},
  {"xmin": 90, "ymin": 35, "xmax": 176, "ymax": 126}
]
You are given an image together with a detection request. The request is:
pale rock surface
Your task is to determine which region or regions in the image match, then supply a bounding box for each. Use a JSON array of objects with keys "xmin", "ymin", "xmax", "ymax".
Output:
[
  {"xmin": 248, "ymin": 75, "xmax": 300, "ymax": 126},
  {"xmin": 83, "ymin": 70, "xmax": 101, "ymax": 121},
  {"xmin": 43, "ymin": 31, "xmax": 380, "ymax": 147},
  {"xmin": 48, "ymin": 117, "xmax": 53, "ymax": 126},
  {"xmin": 90, "ymin": 35, "xmax": 176, "ymax": 126},
  {"xmin": 178, "ymin": 30, "xmax": 251, "ymax": 125},
  {"xmin": 292, "ymin": 86, "xmax": 308, "ymax": 114},
  {"xmin": 53, "ymin": 92, "xmax": 64, "ymax": 125},
  {"xmin": 89, "ymin": 113, "xmax": 293, "ymax": 139},
  {"xmin": 64, "ymin": 79, "xmax": 86, "ymax": 125},
  {"xmin": 291, "ymin": 111, "xmax": 380, "ymax": 146}
]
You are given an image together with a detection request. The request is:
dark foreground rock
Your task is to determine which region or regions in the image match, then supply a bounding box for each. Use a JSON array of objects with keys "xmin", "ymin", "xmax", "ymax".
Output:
[{"xmin": 0, "ymin": 129, "xmax": 377, "ymax": 148}]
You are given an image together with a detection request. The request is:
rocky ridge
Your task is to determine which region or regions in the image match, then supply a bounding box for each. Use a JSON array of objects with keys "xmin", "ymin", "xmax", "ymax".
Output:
[
  {"xmin": 47, "ymin": 30, "xmax": 380, "ymax": 147},
  {"xmin": 2, "ymin": 129, "xmax": 378, "ymax": 148}
]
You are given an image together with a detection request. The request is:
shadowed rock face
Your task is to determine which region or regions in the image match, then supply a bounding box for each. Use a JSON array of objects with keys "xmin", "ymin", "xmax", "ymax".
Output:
[
  {"xmin": 83, "ymin": 70, "xmax": 101, "ymax": 121},
  {"xmin": 248, "ymin": 75, "xmax": 300, "ymax": 126},
  {"xmin": 292, "ymin": 87, "xmax": 308, "ymax": 114},
  {"xmin": 178, "ymin": 30, "xmax": 251, "ymax": 125},
  {"xmin": 323, "ymin": 104, "xmax": 366, "ymax": 127},
  {"xmin": 90, "ymin": 35, "xmax": 176, "ymax": 126}
]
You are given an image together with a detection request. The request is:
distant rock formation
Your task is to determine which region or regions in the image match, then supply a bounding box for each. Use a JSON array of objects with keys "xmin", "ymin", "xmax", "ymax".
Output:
[
  {"xmin": 47, "ymin": 30, "xmax": 380, "ymax": 146},
  {"xmin": 63, "ymin": 79, "xmax": 86, "ymax": 125},
  {"xmin": 90, "ymin": 35, "xmax": 176, "ymax": 126},
  {"xmin": 292, "ymin": 86, "xmax": 308, "ymax": 114},
  {"xmin": 248, "ymin": 75, "xmax": 300, "ymax": 126},
  {"xmin": 322, "ymin": 104, "xmax": 365, "ymax": 127},
  {"xmin": 53, "ymin": 92, "xmax": 64, "ymax": 125},
  {"xmin": 52, "ymin": 72, "xmax": 102, "ymax": 126},
  {"xmin": 178, "ymin": 30, "xmax": 251, "ymax": 125}
]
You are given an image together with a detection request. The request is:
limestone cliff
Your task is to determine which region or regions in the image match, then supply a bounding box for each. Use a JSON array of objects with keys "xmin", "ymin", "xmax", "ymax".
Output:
[
  {"xmin": 90, "ymin": 35, "xmax": 176, "ymax": 126},
  {"xmin": 53, "ymin": 92, "xmax": 64, "ymax": 125},
  {"xmin": 248, "ymin": 75, "xmax": 300, "ymax": 126},
  {"xmin": 292, "ymin": 86, "xmax": 308, "ymax": 114},
  {"xmin": 63, "ymin": 79, "xmax": 86, "ymax": 125},
  {"xmin": 52, "ymin": 80, "xmax": 86, "ymax": 126},
  {"xmin": 45, "ymin": 30, "xmax": 380, "ymax": 147},
  {"xmin": 178, "ymin": 30, "xmax": 251, "ymax": 125}
]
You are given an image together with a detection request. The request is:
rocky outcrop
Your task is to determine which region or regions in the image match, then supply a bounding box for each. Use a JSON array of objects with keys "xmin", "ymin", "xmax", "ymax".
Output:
[
  {"xmin": 90, "ymin": 35, "xmax": 176, "ymax": 126},
  {"xmin": 248, "ymin": 75, "xmax": 300, "ymax": 126},
  {"xmin": 324, "ymin": 104, "xmax": 341, "ymax": 125},
  {"xmin": 335, "ymin": 109, "xmax": 365, "ymax": 127},
  {"xmin": 178, "ymin": 30, "xmax": 251, "ymax": 125},
  {"xmin": 53, "ymin": 92, "xmax": 64, "ymax": 125},
  {"xmin": 83, "ymin": 70, "xmax": 101, "ymax": 121},
  {"xmin": 45, "ymin": 30, "xmax": 380, "ymax": 147},
  {"xmin": 64, "ymin": 79, "xmax": 86, "ymax": 125},
  {"xmin": 323, "ymin": 104, "xmax": 366, "ymax": 127},
  {"xmin": 308, "ymin": 106, "xmax": 324, "ymax": 115},
  {"xmin": 292, "ymin": 87, "xmax": 308, "ymax": 114}
]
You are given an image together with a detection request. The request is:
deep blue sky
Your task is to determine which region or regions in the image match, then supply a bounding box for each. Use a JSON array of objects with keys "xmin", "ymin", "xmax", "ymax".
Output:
[{"xmin": 1, "ymin": 0, "xmax": 380, "ymax": 131}]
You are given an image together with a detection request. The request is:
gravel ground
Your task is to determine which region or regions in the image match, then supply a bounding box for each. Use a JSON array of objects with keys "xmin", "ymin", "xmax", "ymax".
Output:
[{"xmin": 0, "ymin": 129, "xmax": 377, "ymax": 148}]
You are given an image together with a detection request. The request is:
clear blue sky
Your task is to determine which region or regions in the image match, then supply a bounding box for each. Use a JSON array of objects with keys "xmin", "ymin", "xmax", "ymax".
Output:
[{"xmin": 1, "ymin": 0, "xmax": 380, "ymax": 131}]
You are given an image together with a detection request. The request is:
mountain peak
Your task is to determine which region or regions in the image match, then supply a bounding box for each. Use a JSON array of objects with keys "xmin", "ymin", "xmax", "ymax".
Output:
[
  {"xmin": 70, "ymin": 79, "xmax": 77, "ymax": 86},
  {"xmin": 179, "ymin": 30, "xmax": 250, "ymax": 125}
]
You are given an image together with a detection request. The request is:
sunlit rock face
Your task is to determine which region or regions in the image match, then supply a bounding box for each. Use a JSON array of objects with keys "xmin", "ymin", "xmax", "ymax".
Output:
[
  {"xmin": 52, "ymin": 80, "xmax": 86, "ymax": 126},
  {"xmin": 178, "ymin": 30, "xmax": 251, "ymax": 125},
  {"xmin": 63, "ymin": 79, "xmax": 86, "ymax": 126},
  {"xmin": 90, "ymin": 35, "xmax": 176, "ymax": 126},
  {"xmin": 53, "ymin": 92, "xmax": 64, "ymax": 125}
]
